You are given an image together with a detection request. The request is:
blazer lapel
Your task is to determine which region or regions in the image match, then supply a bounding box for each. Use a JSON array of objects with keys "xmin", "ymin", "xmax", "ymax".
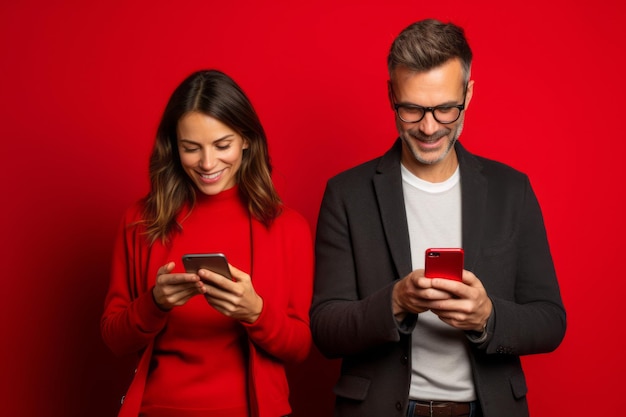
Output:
[
  {"xmin": 372, "ymin": 140, "xmax": 486, "ymax": 278},
  {"xmin": 456, "ymin": 142, "xmax": 487, "ymax": 272},
  {"xmin": 373, "ymin": 140, "xmax": 413, "ymax": 279}
]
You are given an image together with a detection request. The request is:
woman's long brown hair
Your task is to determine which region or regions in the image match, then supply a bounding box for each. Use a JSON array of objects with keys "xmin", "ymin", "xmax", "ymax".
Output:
[{"xmin": 142, "ymin": 70, "xmax": 281, "ymax": 244}]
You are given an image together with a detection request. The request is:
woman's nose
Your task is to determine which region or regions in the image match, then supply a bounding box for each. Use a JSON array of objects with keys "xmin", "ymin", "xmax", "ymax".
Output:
[{"xmin": 199, "ymin": 149, "xmax": 216, "ymax": 170}]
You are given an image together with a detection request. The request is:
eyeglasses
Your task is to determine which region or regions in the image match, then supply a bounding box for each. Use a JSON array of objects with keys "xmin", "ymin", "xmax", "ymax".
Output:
[{"xmin": 391, "ymin": 87, "xmax": 467, "ymax": 124}]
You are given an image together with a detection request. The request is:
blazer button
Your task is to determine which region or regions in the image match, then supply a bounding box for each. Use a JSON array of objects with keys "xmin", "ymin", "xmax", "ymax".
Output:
[
  {"xmin": 400, "ymin": 355, "xmax": 408, "ymax": 365},
  {"xmin": 395, "ymin": 402, "xmax": 403, "ymax": 410}
]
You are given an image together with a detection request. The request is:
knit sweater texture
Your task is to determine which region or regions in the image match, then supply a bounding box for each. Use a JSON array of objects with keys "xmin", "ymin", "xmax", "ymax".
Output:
[{"xmin": 101, "ymin": 187, "xmax": 314, "ymax": 417}]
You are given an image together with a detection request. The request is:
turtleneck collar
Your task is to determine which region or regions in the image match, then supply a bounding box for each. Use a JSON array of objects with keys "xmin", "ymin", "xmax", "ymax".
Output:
[{"xmin": 195, "ymin": 184, "xmax": 240, "ymax": 204}]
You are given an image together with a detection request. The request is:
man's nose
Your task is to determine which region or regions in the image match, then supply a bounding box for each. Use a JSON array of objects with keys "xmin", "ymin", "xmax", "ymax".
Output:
[{"xmin": 419, "ymin": 111, "xmax": 441, "ymax": 136}]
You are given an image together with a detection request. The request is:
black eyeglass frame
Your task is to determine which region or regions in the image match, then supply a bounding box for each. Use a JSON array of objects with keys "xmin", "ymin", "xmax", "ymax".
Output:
[{"xmin": 391, "ymin": 86, "xmax": 468, "ymax": 124}]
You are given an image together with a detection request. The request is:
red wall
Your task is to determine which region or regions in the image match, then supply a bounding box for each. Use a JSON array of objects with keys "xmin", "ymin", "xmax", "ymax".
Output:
[{"xmin": 1, "ymin": 1, "xmax": 623, "ymax": 416}]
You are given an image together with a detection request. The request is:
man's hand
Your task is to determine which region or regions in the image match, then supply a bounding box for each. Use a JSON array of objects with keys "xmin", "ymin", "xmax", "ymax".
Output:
[
  {"xmin": 427, "ymin": 269, "xmax": 492, "ymax": 332},
  {"xmin": 392, "ymin": 269, "xmax": 491, "ymax": 331}
]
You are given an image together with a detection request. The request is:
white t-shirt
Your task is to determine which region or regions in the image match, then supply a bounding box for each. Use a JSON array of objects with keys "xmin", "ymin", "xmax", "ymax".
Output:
[{"xmin": 401, "ymin": 163, "xmax": 476, "ymax": 402}]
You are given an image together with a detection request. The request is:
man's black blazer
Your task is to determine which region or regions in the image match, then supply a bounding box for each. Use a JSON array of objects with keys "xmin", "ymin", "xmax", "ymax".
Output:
[{"xmin": 310, "ymin": 139, "xmax": 566, "ymax": 417}]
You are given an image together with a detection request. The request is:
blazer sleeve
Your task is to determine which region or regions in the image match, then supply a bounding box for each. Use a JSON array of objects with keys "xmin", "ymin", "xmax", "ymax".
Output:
[
  {"xmin": 310, "ymin": 178, "xmax": 410, "ymax": 358},
  {"xmin": 475, "ymin": 176, "xmax": 566, "ymax": 356}
]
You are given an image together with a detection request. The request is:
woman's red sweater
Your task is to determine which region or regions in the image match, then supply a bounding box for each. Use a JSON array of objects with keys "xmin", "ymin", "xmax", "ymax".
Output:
[{"xmin": 101, "ymin": 187, "xmax": 314, "ymax": 417}]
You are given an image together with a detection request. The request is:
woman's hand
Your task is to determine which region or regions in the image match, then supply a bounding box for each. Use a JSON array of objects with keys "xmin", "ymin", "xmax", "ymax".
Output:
[
  {"xmin": 198, "ymin": 263, "xmax": 263, "ymax": 323},
  {"xmin": 152, "ymin": 262, "xmax": 205, "ymax": 311}
]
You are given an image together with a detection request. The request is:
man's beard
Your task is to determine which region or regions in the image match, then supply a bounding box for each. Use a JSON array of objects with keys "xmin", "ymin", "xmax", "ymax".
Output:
[{"xmin": 400, "ymin": 116, "xmax": 464, "ymax": 165}]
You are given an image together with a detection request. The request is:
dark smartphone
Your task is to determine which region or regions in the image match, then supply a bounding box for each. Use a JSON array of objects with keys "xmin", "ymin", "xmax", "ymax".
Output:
[
  {"xmin": 182, "ymin": 253, "xmax": 232, "ymax": 280},
  {"xmin": 424, "ymin": 248, "xmax": 464, "ymax": 281}
]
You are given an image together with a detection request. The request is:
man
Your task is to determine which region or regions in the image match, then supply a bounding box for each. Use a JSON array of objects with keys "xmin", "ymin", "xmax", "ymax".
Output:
[{"xmin": 310, "ymin": 19, "xmax": 566, "ymax": 417}]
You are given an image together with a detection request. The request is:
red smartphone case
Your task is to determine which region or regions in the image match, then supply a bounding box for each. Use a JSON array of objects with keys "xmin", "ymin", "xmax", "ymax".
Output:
[{"xmin": 424, "ymin": 248, "xmax": 464, "ymax": 281}]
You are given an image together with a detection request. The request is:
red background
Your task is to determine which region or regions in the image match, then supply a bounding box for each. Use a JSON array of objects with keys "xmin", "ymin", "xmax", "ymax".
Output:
[{"xmin": 1, "ymin": 1, "xmax": 623, "ymax": 416}]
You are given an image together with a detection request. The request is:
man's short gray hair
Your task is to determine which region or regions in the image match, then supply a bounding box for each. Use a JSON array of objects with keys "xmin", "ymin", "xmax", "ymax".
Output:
[{"xmin": 388, "ymin": 19, "xmax": 473, "ymax": 84}]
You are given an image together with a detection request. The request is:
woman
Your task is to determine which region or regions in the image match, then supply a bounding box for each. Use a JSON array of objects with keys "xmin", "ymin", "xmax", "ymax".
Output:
[{"xmin": 101, "ymin": 70, "xmax": 314, "ymax": 417}]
